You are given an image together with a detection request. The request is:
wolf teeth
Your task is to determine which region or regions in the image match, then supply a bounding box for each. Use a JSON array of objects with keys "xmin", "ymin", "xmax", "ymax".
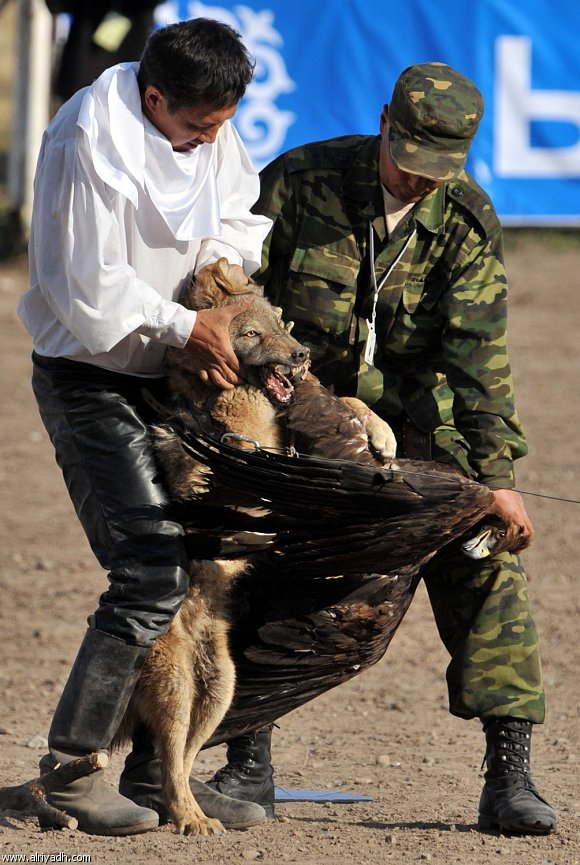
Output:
[{"xmin": 261, "ymin": 367, "xmax": 293, "ymax": 403}]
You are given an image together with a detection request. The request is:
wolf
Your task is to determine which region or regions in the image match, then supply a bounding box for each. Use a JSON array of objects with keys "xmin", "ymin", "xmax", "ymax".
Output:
[{"xmin": 114, "ymin": 259, "xmax": 397, "ymax": 836}]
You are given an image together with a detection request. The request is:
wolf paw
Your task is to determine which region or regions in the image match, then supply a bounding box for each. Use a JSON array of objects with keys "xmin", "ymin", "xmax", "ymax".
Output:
[
  {"xmin": 179, "ymin": 815, "xmax": 226, "ymax": 836},
  {"xmin": 339, "ymin": 397, "xmax": 397, "ymax": 461},
  {"xmin": 363, "ymin": 414, "xmax": 397, "ymax": 461}
]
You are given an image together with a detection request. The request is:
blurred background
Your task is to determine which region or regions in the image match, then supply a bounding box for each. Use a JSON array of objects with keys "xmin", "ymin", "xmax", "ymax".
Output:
[{"xmin": 0, "ymin": 0, "xmax": 579, "ymax": 260}]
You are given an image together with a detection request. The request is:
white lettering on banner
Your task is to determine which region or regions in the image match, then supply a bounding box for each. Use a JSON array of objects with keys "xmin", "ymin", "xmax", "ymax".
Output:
[
  {"xmin": 495, "ymin": 35, "xmax": 580, "ymax": 177},
  {"xmin": 156, "ymin": 2, "xmax": 296, "ymax": 168}
]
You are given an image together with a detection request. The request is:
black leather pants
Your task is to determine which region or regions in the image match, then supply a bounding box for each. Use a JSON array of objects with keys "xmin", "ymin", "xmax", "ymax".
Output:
[{"xmin": 31, "ymin": 353, "xmax": 190, "ymax": 648}]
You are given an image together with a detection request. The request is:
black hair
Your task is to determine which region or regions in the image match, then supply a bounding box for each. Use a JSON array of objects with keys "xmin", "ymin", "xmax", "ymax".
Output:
[{"xmin": 137, "ymin": 18, "xmax": 254, "ymax": 112}]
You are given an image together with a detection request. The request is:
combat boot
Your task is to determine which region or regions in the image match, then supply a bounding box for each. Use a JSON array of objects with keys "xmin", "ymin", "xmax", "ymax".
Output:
[
  {"xmin": 119, "ymin": 725, "xmax": 267, "ymax": 828},
  {"xmin": 207, "ymin": 726, "xmax": 275, "ymax": 818},
  {"xmin": 478, "ymin": 717, "xmax": 557, "ymax": 834},
  {"xmin": 40, "ymin": 628, "xmax": 159, "ymax": 836}
]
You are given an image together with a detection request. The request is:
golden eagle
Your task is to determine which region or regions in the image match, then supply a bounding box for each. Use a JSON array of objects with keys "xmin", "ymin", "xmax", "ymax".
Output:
[{"xmin": 161, "ymin": 405, "xmax": 495, "ymax": 746}]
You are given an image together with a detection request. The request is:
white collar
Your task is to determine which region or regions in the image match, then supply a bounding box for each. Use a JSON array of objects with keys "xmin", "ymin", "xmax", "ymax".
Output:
[{"xmin": 76, "ymin": 62, "xmax": 221, "ymax": 241}]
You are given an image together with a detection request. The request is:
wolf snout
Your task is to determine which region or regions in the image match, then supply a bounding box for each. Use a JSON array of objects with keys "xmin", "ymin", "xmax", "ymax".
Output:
[{"xmin": 292, "ymin": 345, "xmax": 310, "ymax": 363}]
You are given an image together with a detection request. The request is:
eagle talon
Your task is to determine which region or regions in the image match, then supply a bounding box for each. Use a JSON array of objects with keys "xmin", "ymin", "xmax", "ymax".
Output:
[{"xmin": 221, "ymin": 432, "xmax": 261, "ymax": 450}]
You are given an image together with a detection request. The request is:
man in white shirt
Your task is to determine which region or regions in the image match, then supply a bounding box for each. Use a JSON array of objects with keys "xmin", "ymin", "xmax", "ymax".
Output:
[{"xmin": 18, "ymin": 18, "xmax": 271, "ymax": 836}]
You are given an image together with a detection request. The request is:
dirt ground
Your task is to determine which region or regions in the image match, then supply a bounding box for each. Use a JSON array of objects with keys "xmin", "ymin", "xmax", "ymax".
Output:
[{"xmin": 0, "ymin": 237, "xmax": 578, "ymax": 865}]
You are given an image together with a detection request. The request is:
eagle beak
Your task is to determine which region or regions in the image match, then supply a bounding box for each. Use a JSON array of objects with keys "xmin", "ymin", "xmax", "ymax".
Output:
[{"xmin": 461, "ymin": 526, "xmax": 494, "ymax": 559}]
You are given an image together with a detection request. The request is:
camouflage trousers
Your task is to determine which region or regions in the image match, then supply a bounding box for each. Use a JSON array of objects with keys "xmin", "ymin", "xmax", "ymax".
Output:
[{"xmin": 421, "ymin": 547, "xmax": 545, "ymax": 723}]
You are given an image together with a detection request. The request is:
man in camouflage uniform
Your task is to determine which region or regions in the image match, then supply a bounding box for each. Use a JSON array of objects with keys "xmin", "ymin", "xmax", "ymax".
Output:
[{"xmin": 208, "ymin": 63, "xmax": 557, "ymax": 835}]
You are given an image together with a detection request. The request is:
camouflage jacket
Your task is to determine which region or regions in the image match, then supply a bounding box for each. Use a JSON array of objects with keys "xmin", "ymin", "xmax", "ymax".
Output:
[{"xmin": 252, "ymin": 135, "xmax": 527, "ymax": 488}]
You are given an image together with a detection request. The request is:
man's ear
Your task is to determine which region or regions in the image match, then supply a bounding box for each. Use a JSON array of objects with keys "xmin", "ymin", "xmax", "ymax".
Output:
[
  {"xmin": 380, "ymin": 103, "xmax": 389, "ymax": 135},
  {"xmin": 143, "ymin": 85, "xmax": 164, "ymax": 116}
]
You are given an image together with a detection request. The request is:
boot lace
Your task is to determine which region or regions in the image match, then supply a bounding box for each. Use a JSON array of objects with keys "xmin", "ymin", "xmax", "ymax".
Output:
[
  {"xmin": 212, "ymin": 761, "xmax": 250, "ymax": 783},
  {"xmin": 497, "ymin": 727, "xmax": 530, "ymax": 771},
  {"xmin": 483, "ymin": 720, "xmax": 537, "ymax": 791}
]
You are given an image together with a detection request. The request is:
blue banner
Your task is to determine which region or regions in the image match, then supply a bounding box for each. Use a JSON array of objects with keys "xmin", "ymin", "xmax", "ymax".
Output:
[{"xmin": 155, "ymin": 0, "xmax": 580, "ymax": 225}]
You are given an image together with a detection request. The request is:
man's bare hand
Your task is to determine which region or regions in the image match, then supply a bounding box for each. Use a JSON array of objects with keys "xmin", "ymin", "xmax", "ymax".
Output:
[
  {"xmin": 185, "ymin": 298, "xmax": 254, "ymax": 390},
  {"xmin": 489, "ymin": 488, "xmax": 535, "ymax": 551}
]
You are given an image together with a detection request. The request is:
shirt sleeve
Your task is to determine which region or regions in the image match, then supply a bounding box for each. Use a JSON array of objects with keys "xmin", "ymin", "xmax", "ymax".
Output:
[
  {"xmin": 440, "ymin": 227, "xmax": 528, "ymax": 489},
  {"xmin": 195, "ymin": 122, "xmax": 272, "ymax": 277},
  {"xmin": 29, "ymin": 130, "xmax": 197, "ymax": 355}
]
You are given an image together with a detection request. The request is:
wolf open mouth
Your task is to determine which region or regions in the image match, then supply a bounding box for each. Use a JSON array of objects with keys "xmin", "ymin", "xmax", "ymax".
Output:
[{"xmin": 259, "ymin": 362, "xmax": 308, "ymax": 404}]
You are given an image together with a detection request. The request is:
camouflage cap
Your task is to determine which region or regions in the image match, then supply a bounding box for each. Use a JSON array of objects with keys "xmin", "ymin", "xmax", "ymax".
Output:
[{"xmin": 388, "ymin": 62, "xmax": 484, "ymax": 182}]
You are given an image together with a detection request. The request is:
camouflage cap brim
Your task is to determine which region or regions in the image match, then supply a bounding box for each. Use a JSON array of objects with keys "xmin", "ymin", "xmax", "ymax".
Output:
[{"xmin": 388, "ymin": 133, "xmax": 469, "ymax": 182}]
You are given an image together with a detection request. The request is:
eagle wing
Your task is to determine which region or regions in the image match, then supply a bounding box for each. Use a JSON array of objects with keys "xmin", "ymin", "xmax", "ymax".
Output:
[{"xmin": 162, "ymin": 414, "xmax": 493, "ymax": 744}]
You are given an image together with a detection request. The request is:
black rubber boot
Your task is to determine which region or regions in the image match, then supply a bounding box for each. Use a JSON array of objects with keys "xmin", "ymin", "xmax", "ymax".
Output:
[
  {"xmin": 119, "ymin": 726, "xmax": 267, "ymax": 829},
  {"xmin": 206, "ymin": 727, "xmax": 275, "ymax": 818},
  {"xmin": 40, "ymin": 628, "xmax": 159, "ymax": 836},
  {"xmin": 478, "ymin": 717, "xmax": 557, "ymax": 834}
]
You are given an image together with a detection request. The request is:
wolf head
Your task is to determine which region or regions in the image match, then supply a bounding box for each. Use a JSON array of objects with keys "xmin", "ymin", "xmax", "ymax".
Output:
[{"xmin": 183, "ymin": 259, "xmax": 310, "ymax": 404}]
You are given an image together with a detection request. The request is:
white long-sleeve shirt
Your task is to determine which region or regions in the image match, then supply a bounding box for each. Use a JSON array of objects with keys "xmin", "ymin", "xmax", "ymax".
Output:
[{"xmin": 18, "ymin": 63, "xmax": 272, "ymax": 377}]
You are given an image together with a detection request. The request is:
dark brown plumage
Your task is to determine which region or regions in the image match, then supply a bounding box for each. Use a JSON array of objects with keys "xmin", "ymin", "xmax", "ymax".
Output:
[
  {"xmin": 284, "ymin": 374, "xmax": 397, "ymax": 465},
  {"xmin": 163, "ymin": 406, "xmax": 494, "ymax": 745}
]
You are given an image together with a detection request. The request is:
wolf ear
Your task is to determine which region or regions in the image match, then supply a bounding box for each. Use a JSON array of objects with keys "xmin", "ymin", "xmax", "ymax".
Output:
[
  {"xmin": 213, "ymin": 258, "xmax": 261, "ymax": 299},
  {"xmin": 180, "ymin": 265, "xmax": 222, "ymax": 310},
  {"xmin": 189, "ymin": 260, "xmax": 241, "ymax": 309},
  {"xmin": 182, "ymin": 261, "xmax": 264, "ymax": 310}
]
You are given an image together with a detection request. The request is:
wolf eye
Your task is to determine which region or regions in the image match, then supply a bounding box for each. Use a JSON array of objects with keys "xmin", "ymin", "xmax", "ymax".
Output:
[{"xmin": 242, "ymin": 329, "xmax": 260, "ymax": 338}]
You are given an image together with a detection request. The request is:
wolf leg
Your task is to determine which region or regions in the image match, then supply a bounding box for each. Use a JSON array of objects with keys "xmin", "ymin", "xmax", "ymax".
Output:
[
  {"xmin": 176, "ymin": 631, "xmax": 238, "ymax": 835},
  {"xmin": 340, "ymin": 397, "xmax": 397, "ymax": 460}
]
